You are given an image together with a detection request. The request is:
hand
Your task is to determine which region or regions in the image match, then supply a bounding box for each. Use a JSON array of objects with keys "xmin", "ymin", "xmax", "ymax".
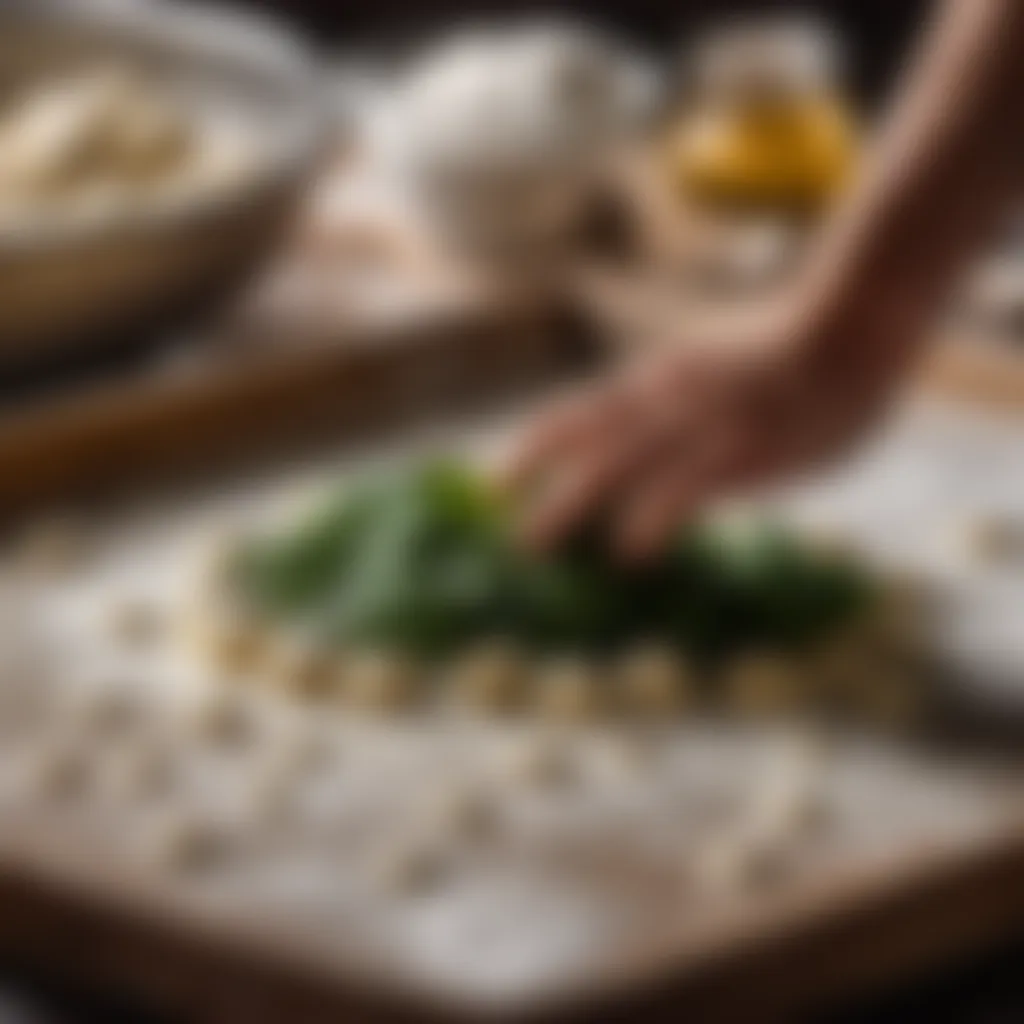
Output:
[{"xmin": 502, "ymin": 306, "xmax": 902, "ymax": 560}]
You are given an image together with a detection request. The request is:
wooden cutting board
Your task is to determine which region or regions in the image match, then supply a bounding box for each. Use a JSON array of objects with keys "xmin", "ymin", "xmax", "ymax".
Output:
[
  {"xmin": 1, "ymin": 143, "xmax": 1023, "ymax": 1024},
  {"xmin": 0, "ymin": 401, "xmax": 1022, "ymax": 1024}
]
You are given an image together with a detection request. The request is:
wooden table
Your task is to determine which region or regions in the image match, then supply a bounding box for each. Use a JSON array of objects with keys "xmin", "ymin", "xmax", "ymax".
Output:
[{"xmin": 0, "ymin": 400, "xmax": 1021, "ymax": 1023}]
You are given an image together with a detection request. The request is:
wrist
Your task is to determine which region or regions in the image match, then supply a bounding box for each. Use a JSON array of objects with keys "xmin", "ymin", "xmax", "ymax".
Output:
[{"xmin": 783, "ymin": 278, "xmax": 931, "ymax": 400}]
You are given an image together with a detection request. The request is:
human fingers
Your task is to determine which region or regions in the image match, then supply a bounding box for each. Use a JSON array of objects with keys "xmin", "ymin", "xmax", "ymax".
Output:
[
  {"xmin": 518, "ymin": 359, "xmax": 719, "ymax": 549},
  {"xmin": 497, "ymin": 382, "xmax": 623, "ymax": 493},
  {"xmin": 518, "ymin": 425, "xmax": 651, "ymax": 551},
  {"xmin": 611, "ymin": 427, "xmax": 777, "ymax": 561}
]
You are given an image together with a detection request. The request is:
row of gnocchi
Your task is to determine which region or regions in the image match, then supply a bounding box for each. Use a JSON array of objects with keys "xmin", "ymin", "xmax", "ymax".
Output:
[
  {"xmin": 0, "ymin": 664, "xmax": 837, "ymax": 900},
  {"xmin": 184, "ymin": 587, "xmax": 929, "ymax": 728}
]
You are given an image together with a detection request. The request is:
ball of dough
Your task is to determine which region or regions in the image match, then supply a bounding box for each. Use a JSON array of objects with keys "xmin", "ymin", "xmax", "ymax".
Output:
[
  {"xmin": 341, "ymin": 652, "xmax": 417, "ymax": 713},
  {"xmin": 140, "ymin": 810, "xmax": 228, "ymax": 872},
  {"xmin": 71, "ymin": 682, "xmax": 145, "ymax": 738},
  {"xmin": 16, "ymin": 740, "xmax": 92, "ymax": 801},
  {"xmin": 722, "ymin": 652, "xmax": 805, "ymax": 717},
  {"xmin": 100, "ymin": 742, "xmax": 177, "ymax": 803},
  {"xmin": 693, "ymin": 832, "xmax": 795, "ymax": 894},
  {"xmin": 422, "ymin": 784, "xmax": 498, "ymax": 840},
  {"xmin": 372, "ymin": 840, "xmax": 453, "ymax": 896},
  {"xmin": 262, "ymin": 633, "xmax": 342, "ymax": 699},
  {"xmin": 184, "ymin": 685, "xmax": 256, "ymax": 746},
  {"xmin": 851, "ymin": 667, "xmax": 926, "ymax": 729},
  {"xmin": 614, "ymin": 644, "xmax": 693, "ymax": 716},
  {"xmin": 446, "ymin": 640, "xmax": 527, "ymax": 712},
  {"xmin": 186, "ymin": 601, "xmax": 269, "ymax": 676},
  {"xmin": 533, "ymin": 659, "xmax": 603, "ymax": 722}
]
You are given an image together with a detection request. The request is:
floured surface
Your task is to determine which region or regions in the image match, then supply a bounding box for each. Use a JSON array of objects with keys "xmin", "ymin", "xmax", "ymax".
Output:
[
  {"xmin": 781, "ymin": 400, "xmax": 1024, "ymax": 702},
  {"xmin": 0, "ymin": 397, "xmax": 1022, "ymax": 1015}
]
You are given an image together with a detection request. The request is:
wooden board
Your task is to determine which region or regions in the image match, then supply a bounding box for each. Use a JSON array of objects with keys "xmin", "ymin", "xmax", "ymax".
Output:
[
  {"xmin": 0, "ymin": 401, "xmax": 1022, "ymax": 1023},
  {"xmin": 1, "ymin": 144, "xmax": 1023, "ymax": 1023}
]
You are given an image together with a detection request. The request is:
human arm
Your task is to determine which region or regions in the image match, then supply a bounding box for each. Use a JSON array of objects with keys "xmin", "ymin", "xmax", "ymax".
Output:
[{"xmin": 505, "ymin": 0, "xmax": 1024, "ymax": 558}]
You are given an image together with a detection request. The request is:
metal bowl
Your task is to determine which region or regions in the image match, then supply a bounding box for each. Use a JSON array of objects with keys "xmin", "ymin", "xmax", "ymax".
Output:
[{"xmin": 0, "ymin": 0, "xmax": 323, "ymax": 371}]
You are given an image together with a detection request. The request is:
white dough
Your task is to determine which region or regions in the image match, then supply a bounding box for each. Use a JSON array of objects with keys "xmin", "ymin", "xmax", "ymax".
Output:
[
  {"xmin": 722, "ymin": 653, "xmax": 805, "ymax": 717},
  {"xmin": 533, "ymin": 659, "xmax": 603, "ymax": 722},
  {"xmin": 447, "ymin": 640, "xmax": 527, "ymax": 711},
  {"xmin": 342, "ymin": 652, "xmax": 416, "ymax": 712},
  {"xmin": 614, "ymin": 645, "xmax": 693, "ymax": 715}
]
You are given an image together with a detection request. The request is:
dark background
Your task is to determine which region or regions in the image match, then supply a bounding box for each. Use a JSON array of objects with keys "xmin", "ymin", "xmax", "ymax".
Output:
[{"xmin": 240, "ymin": 0, "xmax": 931, "ymax": 102}]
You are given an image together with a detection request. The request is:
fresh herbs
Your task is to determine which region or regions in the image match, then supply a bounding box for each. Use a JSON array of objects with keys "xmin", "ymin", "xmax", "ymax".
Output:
[{"xmin": 233, "ymin": 461, "xmax": 875, "ymax": 663}]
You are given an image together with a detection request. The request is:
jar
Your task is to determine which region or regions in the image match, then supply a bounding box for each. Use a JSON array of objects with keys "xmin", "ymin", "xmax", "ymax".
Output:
[{"xmin": 665, "ymin": 20, "xmax": 858, "ymax": 214}]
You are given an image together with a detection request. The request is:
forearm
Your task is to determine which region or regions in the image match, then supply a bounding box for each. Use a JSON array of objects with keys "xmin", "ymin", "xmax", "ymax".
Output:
[{"xmin": 800, "ymin": 0, "xmax": 1024, "ymax": 375}]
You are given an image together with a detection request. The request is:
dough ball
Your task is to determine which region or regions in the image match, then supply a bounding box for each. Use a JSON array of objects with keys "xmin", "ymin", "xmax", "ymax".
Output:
[
  {"xmin": 100, "ymin": 742, "xmax": 178, "ymax": 803},
  {"xmin": 262, "ymin": 633, "xmax": 342, "ymax": 699},
  {"xmin": 341, "ymin": 652, "xmax": 417, "ymax": 712},
  {"xmin": 372, "ymin": 840, "xmax": 453, "ymax": 896},
  {"xmin": 185, "ymin": 685, "xmax": 256, "ymax": 746},
  {"xmin": 614, "ymin": 644, "xmax": 693, "ymax": 716},
  {"xmin": 71, "ymin": 681, "xmax": 146, "ymax": 737},
  {"xmin": 722, "ymin": 652, "xmax": 805, "ymax": 717},
  {"xmin": 140, "ymin": 810, "xmax": 229, "ymax": 872},
  {"xmin": 447, "ymin": 640, "xmax": 527, "ymax": 712},
  {"xmin": 850, "ymin": 667, "xmax": 926, "ymax": 729},
  {"xmin": 16, "ymin": 740, "xmax": 92, "ymax": 801},
  {"xmin": 694, "ymin": 832, "xmax": 795, "ymax": 894},
  {"xmin": 533, "ymin": 659, "xmax": 603, "ymax": 722},
  {"xmin": 186, "ymin": 601, "xmax": 269, "ymax": 676},
  {"xmin": 421, "ymin": 784, "xmax": 498, "ymax": 840}
]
